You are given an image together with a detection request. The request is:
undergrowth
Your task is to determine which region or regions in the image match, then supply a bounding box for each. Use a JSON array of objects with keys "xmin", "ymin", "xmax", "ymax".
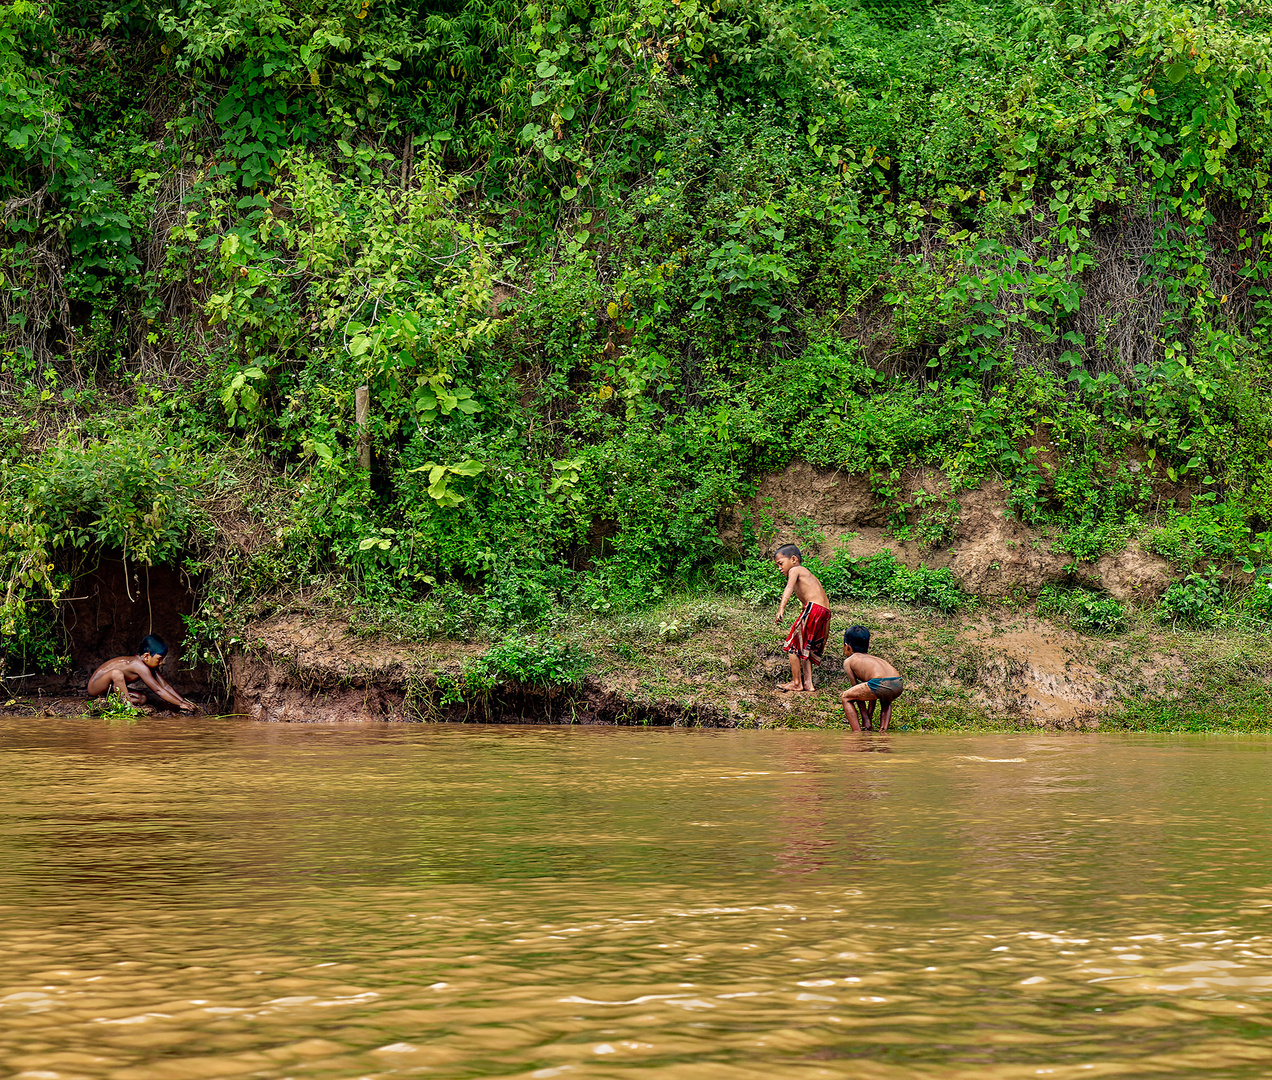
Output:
[{"xmin": 2, "ymin": 0, "xmax": 1272, "ymax": 681}]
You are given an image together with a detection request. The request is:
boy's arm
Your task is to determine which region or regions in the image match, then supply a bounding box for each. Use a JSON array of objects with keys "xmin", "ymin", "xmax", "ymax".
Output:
[
  {"xmin": 133, "ymin": 665, "xmax": 196, "ymax": 711},
  {"xmin": 776, "ymin": 568, "xmax": 799, "ymax": 625}
]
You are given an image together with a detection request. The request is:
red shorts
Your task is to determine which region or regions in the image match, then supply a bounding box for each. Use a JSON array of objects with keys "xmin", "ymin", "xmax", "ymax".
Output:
[{"xmin": 783, "ymin": 602, "xmax": 831, "ymax": 666}]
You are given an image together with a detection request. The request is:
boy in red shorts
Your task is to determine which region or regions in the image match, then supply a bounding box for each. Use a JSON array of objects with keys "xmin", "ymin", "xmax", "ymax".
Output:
[{"xmin": 774, "ymin": 543, "xmax": 832, "ymax": 692}]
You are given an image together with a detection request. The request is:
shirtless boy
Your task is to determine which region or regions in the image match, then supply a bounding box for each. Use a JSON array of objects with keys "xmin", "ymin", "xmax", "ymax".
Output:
[
  {"xmin": 87, "ymin": 634, "xmax": 198, "ymax": 713},
  {"xmin": 840, "ymin": 625, "xmax": 904, "ymax": 732},
  {"xmin": 774, "ymin": 543, "xmax": 832, "ymax": 692}
]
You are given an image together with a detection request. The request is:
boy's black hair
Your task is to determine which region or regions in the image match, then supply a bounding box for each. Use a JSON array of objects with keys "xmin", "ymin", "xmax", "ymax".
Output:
[
  {"xmin": 844, "ymin": 625, "xmax": 870, "ymax": 652},
  {"xmin": 140, "ymin": 634, "xmax": 168, "ymax": 657},
  {"xmin": 775, "ymin": 543, "xmax": 802, "ymax": 561}
]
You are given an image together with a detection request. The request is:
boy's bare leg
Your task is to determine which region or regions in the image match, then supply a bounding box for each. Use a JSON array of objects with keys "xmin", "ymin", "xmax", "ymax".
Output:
[
  {"xmin": 780, "ymin": 652, "xmax": 804, "ymax": 692},
  {"xmin": 841, "ymin": 682, "xmax": 881, "ymax": 731},
  {"xmin": 878, "ymin": 692, "xmax": 904, "ymax": 730},
  {"xmin": 841, "ymin": 691, "xmax": 862, "ymax": 731},
  {"xmin": 800, "ymin": 656, "xmax": 815, "ymax": 691},
  {"xmin": 107, "ymin": 671, "xmax": 147, "ymax": 707}
]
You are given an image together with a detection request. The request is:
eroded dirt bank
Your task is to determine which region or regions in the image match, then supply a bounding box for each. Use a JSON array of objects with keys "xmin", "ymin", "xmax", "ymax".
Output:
[
  {"xmin": 209, "ymin": 465, "xmax": 1259, "ymax": 728},
  {"xmin": 225, "ymin": 631, "xmax": 729, "ymax": 727},
  {"xmin": 106, "ymin": 598, "xmax": 1261, "ymax": 730},
  {"xmin": 6, "ymin": 469, "xmax": 1267, "ymax": 728},
  {"xmin": 9, "ymin": 600, "xmax": 1267, "ymax": 729}
]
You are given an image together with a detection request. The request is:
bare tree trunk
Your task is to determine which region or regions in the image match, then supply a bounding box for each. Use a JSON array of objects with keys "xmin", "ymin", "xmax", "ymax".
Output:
[
  {"xmin": 401, "ymin": 137, "xmax": 414, "ymax": 189},
  {"xmin": 355, "ymin": 386, "xmax": 371, "ymax": 472}
]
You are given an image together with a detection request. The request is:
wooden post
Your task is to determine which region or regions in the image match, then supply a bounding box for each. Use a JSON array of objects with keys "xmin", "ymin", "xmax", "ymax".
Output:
[{"xmin": 355, "ymin": 386, "xmax": 371, "ymax": 472}]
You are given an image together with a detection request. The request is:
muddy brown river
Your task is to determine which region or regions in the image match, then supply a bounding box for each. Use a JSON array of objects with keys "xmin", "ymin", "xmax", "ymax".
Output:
[{"xmin": 1, "ymin": 718, "xmax": 1270, "ymax": 1079}]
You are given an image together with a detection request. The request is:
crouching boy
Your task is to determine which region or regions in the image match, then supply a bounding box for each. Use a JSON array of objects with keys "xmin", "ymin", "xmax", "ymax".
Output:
[
  {"xmin": 840, "ymin": 625, "xmax": 904, "ymax": 731},
  {"xmin": 87, "ymin": 634, "xmax": 198, "ymax": 713}
]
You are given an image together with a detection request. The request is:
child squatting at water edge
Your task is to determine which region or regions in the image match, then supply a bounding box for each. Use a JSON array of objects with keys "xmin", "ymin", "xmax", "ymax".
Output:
[
  {"xmin": 87, "ymin": 634, "xmax": 198, "ymax": 714},
  {"xmin": 774, "ymin": 543, "xmax": 832, "ymax": 692},
  {"xmin": 840, "ymin": 625, "xmax": 905, "ymax": 731}
]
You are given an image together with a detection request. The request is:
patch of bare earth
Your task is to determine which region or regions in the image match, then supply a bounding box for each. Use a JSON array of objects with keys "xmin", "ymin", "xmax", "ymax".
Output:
[
  {"xmin": 723, "ymin": 461, "xmax": 1176, "ymax": 601},
  {"xmin": 228, "ymin": 614, "xmax": 731, "ymax": 726},
  {"xmin": 943, "ymin": 614, "xmax": 1184, "ymax": 724}
]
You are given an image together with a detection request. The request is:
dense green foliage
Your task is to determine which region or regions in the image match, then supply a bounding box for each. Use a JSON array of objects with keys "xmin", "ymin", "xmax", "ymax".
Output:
[
  {"xmin": 1036, "ymin": 584, "xmax": 1127, "ymax": 633},
  {"xmin": 4, "ymin": 0, "xmax": 1272, "ymax": 673}
]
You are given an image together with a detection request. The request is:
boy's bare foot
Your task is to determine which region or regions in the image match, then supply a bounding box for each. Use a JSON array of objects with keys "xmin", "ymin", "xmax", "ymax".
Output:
[{"xmin": 778, "ymin": 681, "xmax": 804, "ymax": 692}]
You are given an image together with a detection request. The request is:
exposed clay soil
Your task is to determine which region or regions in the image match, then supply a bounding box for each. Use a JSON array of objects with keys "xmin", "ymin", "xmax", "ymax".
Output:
[
  {"xmin": 722, "ymin": 462, "xmax": 1177, "ymax": 602},
  {"xmin": 223, "ymin": 616, "xmax": 730, "ymax": 726},
  {"xmin": 1, "ymin": 600, "xmax": 1248, "ymax": 729},
  {"xmin": 188, "ymin": 601, "xmax": 1200, "ymax": 728}
]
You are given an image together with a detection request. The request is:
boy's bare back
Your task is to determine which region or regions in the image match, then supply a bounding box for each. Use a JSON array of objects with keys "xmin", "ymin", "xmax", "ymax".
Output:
[
  {"xmin": 842, "ymin": 650, "xmax": 900, "ymax": 683},
  {"xmin": 91, "ymin": 655, "xmax": 151, "ymax": 684}
]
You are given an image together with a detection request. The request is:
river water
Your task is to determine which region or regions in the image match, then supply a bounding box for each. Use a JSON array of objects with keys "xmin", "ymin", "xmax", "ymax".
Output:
[{"xmin": 1, "ymin": 719, "xmax": 1270, "ymax": 1079}]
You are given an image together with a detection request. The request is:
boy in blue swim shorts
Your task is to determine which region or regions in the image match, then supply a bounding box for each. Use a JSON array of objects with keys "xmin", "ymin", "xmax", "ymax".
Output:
[{"xmin": 840, "ymin": 624, "xmax": 905, "ymax": 732}]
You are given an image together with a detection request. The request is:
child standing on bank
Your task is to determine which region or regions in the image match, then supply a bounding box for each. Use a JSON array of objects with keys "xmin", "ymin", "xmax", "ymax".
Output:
[
  {"xmin": 774, "ymin": 543, "xmax": 832, "ymax": 692},
  {"xmin": 87, "ymin": 634, "xmax": 198, "ymax": 713},
  {"xmin": 840, "ymin": 625, "xmax": 904, "ymax": 731}
]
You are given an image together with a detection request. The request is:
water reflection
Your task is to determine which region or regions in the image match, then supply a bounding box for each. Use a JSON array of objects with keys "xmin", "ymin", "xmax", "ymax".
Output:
[{"xmin": 1, "ymin": 719, "xmax": 1270, "ymax": 1078}]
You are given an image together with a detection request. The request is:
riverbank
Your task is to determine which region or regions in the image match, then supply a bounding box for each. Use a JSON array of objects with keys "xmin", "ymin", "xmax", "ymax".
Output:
[
  {"xmin": 230, "ymin": 597, "xmax": 1272, "ymax": 731},
  {"xmin": 8, "ymin": 595, "xmax": 1270, "ymax": 732}
]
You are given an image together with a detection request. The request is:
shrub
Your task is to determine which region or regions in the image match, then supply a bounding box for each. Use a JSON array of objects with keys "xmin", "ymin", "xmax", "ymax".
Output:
[
  {"xmin": 713, "ymin": 556, "xmax": 782, "ymax": 605},
  {"xmin": 718, "ymin": 548, "xmax": 968, "ymax": 613},
  {"xmin": 1158, "ymin": 570, "xmax": 1225, "ymax": 628},
  {"xmin": 892, "ymin": 564, "xmax": 967, "ymax": 615},
  {"xmin": 1036, "ymin": 585, "xmax": 1127, "ymax": 635},
  {"xmin": 1246, "ymin": 576, "xmax": 1272, "ymax": 623},
  {"xmin": 467, "ymin": 636, "xmax": 591, "ymax": 689},
  {"xmin": 23, "ymin": 435, "xmax": 204, "ymax": 565},
  {"xmin": 1144, "ymin": 498, "xmax": 1258, "ymax": 569},
  {"xmin": 0, "ymin": 598, "xmax": 68, "ymax": 676}
]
